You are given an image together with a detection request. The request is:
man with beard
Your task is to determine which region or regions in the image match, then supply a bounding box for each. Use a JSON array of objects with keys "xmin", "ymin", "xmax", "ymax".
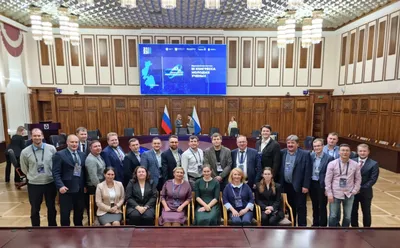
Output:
[
  {"xmin": 141, "ymin": 137, "xmax": 163, "ymax": 190},
  {"xmin": 162, "ymin": 135, "xmax": 183, "ymax": 182},
  {"xmin": 204, "ymin": 133, "xmax": 232, "ymax": 191},
  {"xmin": 102, "ymin": 132, "xmax": 125, "ymax": 183},
  {"xmin": 280, "ymin": 135, "xmax": 312, "ymax": 226},
  {"xmin": 182, "ymin": 135, "xmax": 204, "ymax": 189}
]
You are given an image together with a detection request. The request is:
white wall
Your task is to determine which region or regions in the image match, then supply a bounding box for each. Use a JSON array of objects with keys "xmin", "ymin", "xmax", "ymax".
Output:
[{"xmin": 332, "ymin": 1, "xmax": 400, "ymax": 95}]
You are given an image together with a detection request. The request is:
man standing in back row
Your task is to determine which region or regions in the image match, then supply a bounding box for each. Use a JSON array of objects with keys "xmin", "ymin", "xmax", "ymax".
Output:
[
  {"xmin": 204, "ymin": 133, "xmax": 232, "ymax": 191},
  {"xmin": 102, "ymin": 132, "xmax": 125, "ymax": 182},
  {"xmin": 351, "ymin": 144, "xmax": 379, "ymax": 227},
  {"xmin": 20, "ymin": 128, "xmax": 57, "ymax": 227},
  {"xmin": 182, "ymin": 135, "xmax": 204, "ymax": 189}
]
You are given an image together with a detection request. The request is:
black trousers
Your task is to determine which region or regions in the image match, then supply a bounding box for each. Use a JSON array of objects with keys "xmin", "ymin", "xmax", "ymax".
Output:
[
  {"xmin": 27, "ymin": 182, "xmax": 57, "ymax": 226},
  {"xmin": 261, "ymin": 212, "xmax": 282, "ymax": 226},
  {"xmin": 59, "ymin": 190, "xmax": 85, "ymax": 226},
  {"xmin": 284, "ymin": 182, "xmax": 307, "ymax": 226},
  {"xmin": 309, "ymin": 180, "xmax": 328, "ymax": 227},
  {"xmin": 351, "ymin": 190, "xmax": 372, "ymax": 227},
  {"xmin": 127, "ymin": 208, "xmax": 155, "ymax": 226},
  {"xmin": 5, "ymin": 158, "xmax": 22, "ymax": 183}
]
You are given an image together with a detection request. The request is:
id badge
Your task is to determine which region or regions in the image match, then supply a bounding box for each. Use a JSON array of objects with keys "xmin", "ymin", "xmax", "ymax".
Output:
[
  {"xmin": 285, "ymin": 162, "xmax": 292, "ymax": 172},
  {"xmin": 339, "ymin": 178, "xmax": 347, "ymax": 188},
  {"xmin": 37, "ymin": 162, "xmax": 45, "ymax": 174},
  {"xmin": 197, "ymin": 164, "xmax": 203, "ymax": 174},
  {"xmin": 216, "ymin": 162, "xmax": 223, "ymax": 172},
  {"xmin": 73, "ymin": 163, "xmax": 81, "ymax": 177},
  {"xmin": 234, "ymin": 196, "xmax": 243, "ymax": 208},
  {"xmin": 314, "ymin": 168, "xmax": 320, "ymax": 177},
  {"xmin": 173, "ymin": 198, "xmax": 181, "ymax": 208}
]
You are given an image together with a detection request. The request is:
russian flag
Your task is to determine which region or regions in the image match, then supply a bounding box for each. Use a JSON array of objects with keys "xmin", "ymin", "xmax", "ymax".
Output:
[
  {"xmin": 161, "ymin": 105, "xmax": 172, "ymax": 134},
  {"xmin": 192, "ymin": 106, "xmax": 201, "ymax": 135}
]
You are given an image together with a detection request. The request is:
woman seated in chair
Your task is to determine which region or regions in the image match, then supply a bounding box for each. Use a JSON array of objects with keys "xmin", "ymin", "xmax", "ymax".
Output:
[
  {"xmin": 194, "ymin": 165, "xmax": 220, "ymax": 226},
  {"xmin": 159, "ymin": 167, "xmax": 192, "ymax": 226},
  {"xmin": 222, "ymin": 168, "xmax": 254, "ymax": 226},
  {"xmin": 95, "ymin": 167, "xmax": 125, "ymax": 226},
  {"xmin": 255, "ymin": 167, "xmax": 284, "ymax": 226},
  {"xmin": 125, "ymin": 166, "xmax": 157, "ymax": 226}
]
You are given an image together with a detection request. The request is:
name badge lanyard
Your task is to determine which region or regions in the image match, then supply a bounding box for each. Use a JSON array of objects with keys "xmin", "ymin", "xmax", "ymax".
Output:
[
  {"xmin": 31, "ymin": 145, "xmax": 45, "ymax": 164},
  {"xmin": 190, "ymin": 149, "xmax": 202, "ymax": 165},
  {"xmin": 231, "ymin": 185, "xmax": 243, "ymax": 199},
  {"xmin": 338, "ymin": 161, "xmax": 349, "ymax": 176}
]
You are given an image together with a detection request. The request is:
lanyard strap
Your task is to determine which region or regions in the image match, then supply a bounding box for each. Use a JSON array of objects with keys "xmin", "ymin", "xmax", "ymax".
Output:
[
  {"xmin": 338, "ymin": 161, "xmax": 349, "ymax": 176},
  {"xmin": 190, "ymin": 148, "xmax": 202, "ymax": 164},
  {"xmin": 31, "ymin": 145, "xmax": 45, "ymax": 163},
  {"xmin": 172, "ymin": 180, "xmax": 182, "ymax": 199},
  {"xmin": 231, "ymin": 184, "xmax": 243, "ymax": 198}
]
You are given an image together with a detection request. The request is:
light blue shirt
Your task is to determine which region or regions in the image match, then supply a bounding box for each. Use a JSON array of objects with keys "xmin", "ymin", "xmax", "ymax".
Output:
[
  {"xmin": 323, "ymin": 145, "xmax": 339, "ymax": 159},
  {"xmin": 312, "ymin": 153, "xmax": 323, "ymax": 181},
  {"xmin": 284, "ymin": 150, "xmax": 297, "ymax": 184},
  {"xmin": 32, "ymin": 143, "xmax": 45, "ymax": 151},
  {"xmin": 67, "ymin": 148, "xmax": 81, "ymax": 165},
  {"xmin": 154, "ymin": 150, "xmax": 162, "ymax": 168}
]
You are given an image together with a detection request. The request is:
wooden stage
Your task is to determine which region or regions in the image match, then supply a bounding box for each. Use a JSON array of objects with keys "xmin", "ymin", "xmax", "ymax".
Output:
[{"xmin": 0, "ymin": 227, "xmax": 399, "ymax": 248}]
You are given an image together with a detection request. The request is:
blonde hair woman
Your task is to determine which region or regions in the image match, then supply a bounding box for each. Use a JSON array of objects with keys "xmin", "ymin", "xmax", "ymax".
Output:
[{"xmin": 222, "ymin": 168, "xmax": 254, "ymax": 226}]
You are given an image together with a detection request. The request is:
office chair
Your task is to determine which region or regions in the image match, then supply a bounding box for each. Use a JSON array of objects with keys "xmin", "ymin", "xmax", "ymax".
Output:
[
  {"xmin": 271, "ymin": 132, "xmax": 279, "ymax": 141},
  {"xmin": 304, "ymin": 136, "xmax": 315, "ymax": 150},
  {"xmin": 177, "ymin": 128, "xmax": 188, "ymax": 135},
  {"xmin": 251, "ymin": 130, "xmax": 261, "ymax": 139},
  {"xmin": 230, "ymin": 128, "xmax": 239, "ymax": 137},
  {"xmin": 149, "ymin": 127, "xmax": 159, "ymax": 135},
  {"xmin": 209, "ymin": 127, "xmax": 220, "ymax": 136},
  {"xmin": 124, "ymin": 128, "xmax": 135, "ymax": 137}
]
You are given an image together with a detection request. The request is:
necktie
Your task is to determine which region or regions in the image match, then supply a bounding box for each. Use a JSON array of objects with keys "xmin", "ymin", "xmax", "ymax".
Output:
[
  {"xmin": 72, "ymin": 152, "xmax": 78, "ymax": 164},
  {"xmin": 136, "ymin": 153, "xmax": 141, "ymax": 162},
  {"xmin": 82, "ymin": 143, "xmax": 85, "ymax": 153},
  {"xmin": 360, "ymin": 160, "xmax": 364, "ymax": 167},
  {"xmin": 117, "ymin": 148, "xmax": 123, "ymax": 161},
  {"xmin": 239, "ymin": 151, "xmax": 244, "ymax": 171}
]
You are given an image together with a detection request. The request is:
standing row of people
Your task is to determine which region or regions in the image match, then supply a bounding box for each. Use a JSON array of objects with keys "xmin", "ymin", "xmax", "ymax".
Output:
[{"xmin": 17, "ymin": 125, "xmax": 379, "ymax": 228}]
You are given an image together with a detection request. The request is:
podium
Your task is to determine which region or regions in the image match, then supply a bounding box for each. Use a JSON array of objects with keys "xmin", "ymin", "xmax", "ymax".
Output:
[{"xmin": 25, "ymin": 122, "xmax": 61, "ymax": 143}]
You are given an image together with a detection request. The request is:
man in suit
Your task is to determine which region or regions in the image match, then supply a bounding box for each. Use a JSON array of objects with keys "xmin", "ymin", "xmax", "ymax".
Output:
[
  {"xmin": 162, "ymin": 135, "xmax": 183, "ymax": 182},
  {"xmin": 351, "ymin": 144, "xmax": 379, "ymax": 227},
  {"xmin": 76, "ymin": 127, "xmax": 90, "ymax": 155},
  {"xmin": 5, "ymin": 126, "xmax": 26, "ymax": 186},
  {"xmin": 52, "ymin": 134, "xmax": 86, "ymax": 226},
  {"xmin": 309, "ymin": 138, "xmax": 334, "ymax": 227},
  {"xmin": 101, "ymin": 132, "xmax": 125, "ymax": 183},
  {"xmin": 323, "ymin": 132, "xmax": 340, "ymax": 159},
  {"xmin": 280, "ymin": 134, "xmax": 312, "ymax": 226},
  {"xmin": 255, "ymin": 125, "xmax": 281, "ymax": 181},
  {"xmin": 141, "ymin": 137, "xmax": 163, "ymax": 190},
  {"xmin": 204, "ymin": 133, "xmax": 232, "ymax": 191},
  {"xmin": 187, "ymin": 114, "xmax": 194, "ymax": 135},
  {"xmin": 123, "ymin": 138, "xmax": 141, "ymax": 187},
  {"xmin": 232, "ymin": 135, "xmax": 261, "ymax": 189}
]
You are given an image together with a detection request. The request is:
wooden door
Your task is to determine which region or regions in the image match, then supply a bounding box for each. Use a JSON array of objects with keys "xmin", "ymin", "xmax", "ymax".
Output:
[{"xmin": 313, "ymin": 103, "xmax": 326, "ymax": 138}]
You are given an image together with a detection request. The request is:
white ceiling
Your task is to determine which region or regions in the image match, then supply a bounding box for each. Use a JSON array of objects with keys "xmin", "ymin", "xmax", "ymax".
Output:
[{"xmin": 0, "ymin": 0, "xmax": 392, "ymax": 29}]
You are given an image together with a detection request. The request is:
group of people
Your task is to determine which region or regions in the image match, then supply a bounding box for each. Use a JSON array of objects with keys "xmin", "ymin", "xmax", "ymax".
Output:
[{"xmin": 9, "ymin": 125, "xmax": 379, "ymax": 228}]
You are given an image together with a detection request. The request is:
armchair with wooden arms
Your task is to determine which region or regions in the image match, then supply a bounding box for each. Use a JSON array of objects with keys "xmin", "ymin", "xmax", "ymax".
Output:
[
  {"xmin": 220, "ymin": 192, "xmax": 260, "ymax": 227},
  {"xmin": 155, "ymin": 194, "xmax": 191, "ymax": 226},
  {"xmin": 90, "ymin": 194, "xmax": 126, "ymax": 226},
  {"xmin": 278, "ymin": 193, "xmax": 294, "ymax": 227}
]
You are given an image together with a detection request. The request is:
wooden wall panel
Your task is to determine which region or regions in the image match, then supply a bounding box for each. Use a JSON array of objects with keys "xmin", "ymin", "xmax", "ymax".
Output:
[
  {"xmin": 389, "ymin": 15, "xmax": 399, "ymax": 55},
  {"xmin": 252, "ymin": 99, "xmax": 267, "ymax": 133},
  {"xmin": 86, "ymin": 97, "xmax": 100, "ymax": 132},
  {"xmin": 56, "ymin": 97, "xmax": 71, "ymax": 134},
  {"xmin": 142, "ymin": 98, "xmax": 156, "ymax": 134},
  {"xmin": 257, "ymin": 40, "xmax": 265, "ymax": 68},
  {"xmin": 367, "ymin": 25, "xmax": 375, "ymax": 61},
  {"xmin": 128, "ymin": 39, "xmax": 137, "ymax": 67},
  {"xmin": 197, "ymin": 98, "xmax": 211, "ymax": 135},
  {"xmin": 239, "ymin": 98, "xmax": 253, "ymax": 136},
  {"xmin": 84, "ymin": 38, "xmax": 94, "ymax": 66},
  {"xmin": 40, "ymin": 40, "xmax": 50, "ymax": 66},
  {"xmin": 55, "ymin": 38, "xmax": 64, "ymax": 66},
  {"xmin": 98, "ymin": 97, "xmax": 115, "ymax": 136},
  {"xmin": 271, "ymin": 41, "xmax": 279, "ymax": 69},
  {"xmin": 280, "ymin": 99, "xmax": 294, "ymax": 141},
  {"xmin": 70, "ymin": 43, "xmax": 79, "ymax": 67},
  {"xmin": 377, "ymin": 21, "xmax": 386, "ymax": 58},
  {"xmin": 211, "ymin": 99, "xmax": 226, "ymax": 135},
  {"xmin": 71, "ymin": 97, "xmax": 87, "ymax": 130},
  {"xmin": 227, "ymin": 98, "xmax": 239, "ymax": 130},
  {"xmin": 113, "ymin": 39, "xmax": 123, "ymax": 67},
  {"xmin": 313, "ymin": 42, "xmax": 322, "ymax": 69},
  {"xmin": 266, "ymin": 98, "xmax": 281, "ymax": 135},
  {"xmin": 229, "ymin": 40, "xmax": 237, "ymax": 68},
  {"xmin": 114, "ymin": 97, "xmax": 128, "ymax": 136}
]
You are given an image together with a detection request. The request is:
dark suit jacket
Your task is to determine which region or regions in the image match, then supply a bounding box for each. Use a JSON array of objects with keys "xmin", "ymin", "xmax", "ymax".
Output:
[
  {"xmin": 255, "ymin": 182, "xmax": 283, "ymax": 213},
  {"xmin": 7, "ymin": 135, "xmax": 26, "ymax": 157},
  {"xmin": 161, "ymin": 148, "xmax": 183, "ymax": 182},
  {"xmin": 231, "ymin": 148, "xmax": 261, "ymax": 188},
  {"xmin": 310, "ymin": 152, "xmax": 334, "ymax": 188},
  {"xmin": 255, "ymin": 139, "xmax": 281, "ymax": 180},
  {"xmin": 101, "ymin": 146, "xmax": 124, "ymax": 183},
  {"xmin": 352, "ymin": 157, "xmax": 379, "ymax": 197},
  {"xmin": 125, "ymin": 180, "xmax": 158, "ymax": 216},
  {"xmin": 79, "ymin": 140, "xmax": 91, "ymax": 156},
  {"xmin": 123, "ymin": 151, "xmax": 141, "ymax": 187},
  {"xmin": 52, "ymin": 148, "xmax": 86, "ymax": 193},
  {"xmin": 280, "ymin": 148, "xmax": 312, "ymax": 193}
]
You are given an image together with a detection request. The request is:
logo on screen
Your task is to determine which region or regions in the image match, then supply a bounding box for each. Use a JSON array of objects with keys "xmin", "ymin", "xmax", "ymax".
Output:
[
  {"xmin": 165, "ymin": 64, "xmax": 184, "ymax": 79},
  {"xmin": 143, "ymin": 47, "xmax": 152, "ymax": 54}
]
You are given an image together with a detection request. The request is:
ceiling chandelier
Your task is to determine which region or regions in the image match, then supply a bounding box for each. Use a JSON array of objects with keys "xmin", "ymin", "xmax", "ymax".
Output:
[{"xmin": 277, "ymin": 5, "xmax": 323, "ymax": 49}]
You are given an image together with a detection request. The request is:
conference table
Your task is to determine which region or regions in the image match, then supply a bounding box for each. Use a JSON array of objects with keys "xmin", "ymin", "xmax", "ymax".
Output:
[
  {"xmin": 98, "ymin": 135, "xmax": 287, "ymax": 153},
  {"xmin": 339, "ymin": 136, "xmax": 400, "ymax": 173}
]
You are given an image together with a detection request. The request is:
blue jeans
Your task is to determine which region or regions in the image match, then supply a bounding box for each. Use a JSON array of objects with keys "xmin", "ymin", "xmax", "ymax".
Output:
[
  {"xmin": 329, "ymin": 195, "xmax": 354, "ymax": 227},
  {"xmin": 230, "ymin": 211, "xmax": 253, "ymax": 226}
]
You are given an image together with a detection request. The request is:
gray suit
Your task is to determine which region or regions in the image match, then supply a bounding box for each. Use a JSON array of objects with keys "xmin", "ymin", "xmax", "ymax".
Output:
[
  {"xmin": 85, "ymin": 153, "xmax": 106, "ymax": 187},
  {"xmin": 204, "ymin": 146, "xmax": 232, "ymax": 180},
  {"xmin": 187, "ymin": 118, "xmax": 194, "ymax": 134}
]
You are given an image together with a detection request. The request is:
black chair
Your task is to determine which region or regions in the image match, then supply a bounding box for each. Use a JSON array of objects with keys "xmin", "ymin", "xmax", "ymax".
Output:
[
  {"xmin": 49, "ymin": 135, "xmax": 66, "ymax": 147},
  {"xmin": 209, "ymin": 127, "xmax": 220, "ymax": 136},
  {"xmin": 251, "ymin": 130, "xmax": 261, "ymax": 139},
  {"xmin": 59, "ymin": 133, "xmax": 67, "ymax": 144},
  {"xmin": 304, "ymin": 136, "xmax": 315, "ymax": 150},
  {"xmin": 149, "ymin": 127, "xmax": 159, "ymax": 135},
  {"xmin": 271, "ymin": 132, "xmax": 279, "ymax": 141},
  {"xmin": 124, "ymin": 128, "xmax": 135, "ymax": 137},
  {"xmin": 229, "ymin": 128, "xmax": 239, "ymax": 137},
  {"xmin": 88, "ymin": 129, "xmax": 100, "ymax": 140}
]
